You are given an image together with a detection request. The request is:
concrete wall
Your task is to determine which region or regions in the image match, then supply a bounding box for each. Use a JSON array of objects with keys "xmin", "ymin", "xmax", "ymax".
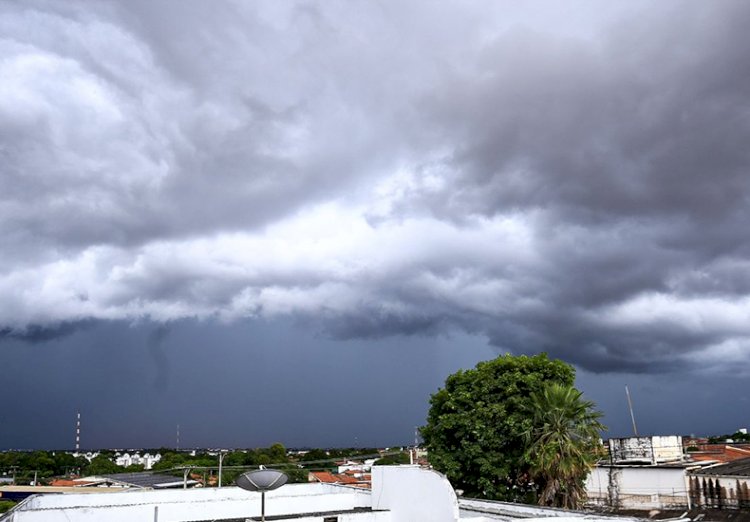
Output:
[
  {"xmin": 586, "ymin": 465, "xmax": 690, "ymax": 509},
  {"xmin": 2, "ymin": 483, "xmax": 374, "ymax": 522},
  {"xmin": 608, "ymin": 436, "xmax": 683, "ymax": 464},
  {"xmin": 3, "ymin": 466, "xmax": 469, "ymax": 522},
  {"xmin": 689, "ymin": 475, "xmax": 750, "ymax": 509},
  {"xmin": 372, "ymin": 466, "xmax": 459, "ymax": 522}
]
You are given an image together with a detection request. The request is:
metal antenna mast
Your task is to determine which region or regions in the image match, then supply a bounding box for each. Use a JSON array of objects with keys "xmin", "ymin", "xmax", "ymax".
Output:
[
  {"xmin": 625, "ymin": 385, "xmax": 639, "ymax": 436},
  {"xmin": 75, "ymin": 411, "xmax": 81, "ymax": 453}
]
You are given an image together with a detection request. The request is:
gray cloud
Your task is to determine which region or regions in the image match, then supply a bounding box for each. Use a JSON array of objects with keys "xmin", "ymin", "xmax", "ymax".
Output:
[{"xmin": 2, "ymin": 0, "xmax": 750, "ymax": 374}]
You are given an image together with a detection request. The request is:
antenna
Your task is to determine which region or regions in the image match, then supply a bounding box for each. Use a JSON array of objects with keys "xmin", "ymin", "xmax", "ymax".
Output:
[
  {"xmin": 625, "ymin": 385, "xmax": 639, "ymax": 436},
  {"xmin": 75, "ymin": 411, "xmax": 81, "ymax": 453},
  {"xmin": 176, "ymin": 424, "xmax": 180, "ymax": 450}
]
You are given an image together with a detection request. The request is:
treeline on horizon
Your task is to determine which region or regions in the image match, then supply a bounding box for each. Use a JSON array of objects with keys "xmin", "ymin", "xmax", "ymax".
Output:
[{"xmin": 0, "ymin": 444, "xmax": 409, "ymax": 487}]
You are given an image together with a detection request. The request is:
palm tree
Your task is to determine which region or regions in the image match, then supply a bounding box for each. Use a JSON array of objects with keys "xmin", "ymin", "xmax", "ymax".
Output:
[{"xmin": 524, "ymin": 383, "xmax": 606, "ymax": 509}]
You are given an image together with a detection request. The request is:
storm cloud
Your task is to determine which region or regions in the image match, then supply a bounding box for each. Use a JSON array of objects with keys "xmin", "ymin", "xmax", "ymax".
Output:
[{"xmin": 3, "ymin": 0, "xmax": 750, "ymax": 374}]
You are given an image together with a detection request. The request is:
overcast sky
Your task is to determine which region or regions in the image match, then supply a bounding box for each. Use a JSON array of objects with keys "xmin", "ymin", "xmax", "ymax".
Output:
[{"xmin": 1, "ymin": 0, "xmax": 750, "ymax": 449}]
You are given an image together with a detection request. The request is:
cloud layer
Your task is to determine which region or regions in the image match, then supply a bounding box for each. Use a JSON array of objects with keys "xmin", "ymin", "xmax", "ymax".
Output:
[{"xmin": 3, "ymin": 0, "xmax": 750, "ymax": 373}]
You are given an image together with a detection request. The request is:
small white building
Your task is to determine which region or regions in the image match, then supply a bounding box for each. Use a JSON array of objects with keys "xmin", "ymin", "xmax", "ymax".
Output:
[
  {"xmin": 69, "ymin": 452, "xmax": 99, "ymax": 463},
  {"xmin": 586, "ymin": 435, "xmax": 718, "ymax": 510},
  {"xmin": 586, "ymin": 462, "xmax": 700, "ymax": 510},
  {"xmin": 337, "ymin": 461, "xmax": 373, "ymax": 474},
  {"xmin": 113, "ymin": 452, "xmax": 161, "ymax": 470},
  {"xmin": 607, "ymin": 436, "xmax": 684, "ymax": 464}
]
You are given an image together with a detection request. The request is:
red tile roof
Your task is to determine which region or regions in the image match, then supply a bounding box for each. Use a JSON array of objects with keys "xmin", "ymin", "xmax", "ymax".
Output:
[
  {"xmin": 49, "ymin": 479, "xmax": 96, "ymax": 487},
  {"xmin": 690, "ymin": 445, "xmax": 750, "ymax": 463},
  {"xmin": 309, "ymin": 471, "xmax": 370, "ymax": 487}
]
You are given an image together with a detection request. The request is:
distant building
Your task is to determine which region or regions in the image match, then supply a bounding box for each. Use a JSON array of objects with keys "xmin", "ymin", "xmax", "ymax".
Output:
[
  {"xmin": 688, "ymin": 457, "xmax": 750, "ymax": 509},
  {"xmin": 1, "ymin": 472, "xmax": 199, "ymax": 504},
  {"xmin": 586, "ymin": 460, "xmax": 712, "ymax": 510},
  {"xmin": 688, "ymin": 444, "xmax": 750, "ymax": 463},
  {"xmin": 608, "ymin": 435, "xmax": 684, "ymax": 464},
  {"xmin": 336, "ymin": 460, "xmax": 374, "ymax": 474},
  {"xmin": 70, "ymin": 451, "xmax": 99, "ymax": 463},
  {"xmin": 309, "ymin": 470, "xmax": 371, "ymax": 489},
  {"xmin": 586, "ymin": 435, "xmax": 716, "ymax": 510},
  {"xmin": 113, "ymin": 452, "xmax": 161, "ymax": 470}
]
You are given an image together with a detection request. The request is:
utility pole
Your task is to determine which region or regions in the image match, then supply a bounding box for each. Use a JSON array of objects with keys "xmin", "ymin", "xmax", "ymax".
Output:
[
  {"xmin": 218, "ymin": 451, "xmax": 227, "ymax": 488},
  {"xmin": 176, "ymin": 424, "xmax": 180, "ymax": 451},
  {"xmin": 410, "ymin": 426, "xmax": 420, "ymax": 465}
]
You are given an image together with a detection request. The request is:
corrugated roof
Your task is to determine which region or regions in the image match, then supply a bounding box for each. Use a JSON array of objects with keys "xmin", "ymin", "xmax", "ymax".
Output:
[{"xmin": 692, "ymin": 457, "xmax": 750, "ymax": 477}]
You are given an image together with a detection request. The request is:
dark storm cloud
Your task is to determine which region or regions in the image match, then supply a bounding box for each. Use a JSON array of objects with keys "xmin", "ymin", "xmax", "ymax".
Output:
[
  {"xmin": 0, "ymin": 321, "xmax": 94, "ymax": 344},
  {"xmin": 2, "ymin": 0, "xmax": 750, "ymax": 375}
]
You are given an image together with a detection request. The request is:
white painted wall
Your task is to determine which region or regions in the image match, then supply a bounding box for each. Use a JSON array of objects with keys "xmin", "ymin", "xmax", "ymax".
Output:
[
  {"xmin": 459, "ymin": 498, "xmax": 650, "ymax": 522},
  {"xmin": 372, "ymin": 466, "xmax": 459, "ymax": 522},
  {"xmin": 586, "ymin": 465, "xmax": 690, "ymax": 509},
  {"xmin": 689, "ymin": 474, "xmax": 750, "ymax": 508},
  {"xmin": 4, "ymin": 483, "xmax": 373, "ymax": 522},
  {"xmin": 608, "ymin": 436, "xmax": 683, "ymax": 464}
]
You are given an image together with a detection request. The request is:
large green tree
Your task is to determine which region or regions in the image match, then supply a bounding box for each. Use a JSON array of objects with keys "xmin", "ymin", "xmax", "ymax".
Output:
[
  {"xmin": 420, "ymin": 353, "xmax": 575, "ymax": 501},
  {"xmin": 524, "ymin": 383, "xmax": 605, "ymax": 508}
]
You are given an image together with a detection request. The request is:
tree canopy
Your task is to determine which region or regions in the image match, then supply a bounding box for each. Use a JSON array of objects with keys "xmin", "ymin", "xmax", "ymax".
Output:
[
  {"xmin": 421, "ymin": 353, "xmax": 600, "ymax": 502},
  {"xmin": 708, "ymin": 431, "xmax": 750, "ymax": 443},
  {"xmin": 373, "ymin": 452, "xmax": 410, "ymax": 466}
]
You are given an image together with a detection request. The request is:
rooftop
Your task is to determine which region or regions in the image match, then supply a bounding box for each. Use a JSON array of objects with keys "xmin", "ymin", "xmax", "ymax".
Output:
[
  {"xmin": 0, "ymin": 466, "xmax": 663, "ymax": 522},
  {"xmin": 692, "ymin": 457, "xmax": 750, "ymax": 477}
]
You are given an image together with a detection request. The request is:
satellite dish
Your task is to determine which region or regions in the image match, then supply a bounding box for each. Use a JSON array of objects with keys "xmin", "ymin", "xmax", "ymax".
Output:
[
  {"xmin": 236, "ymin": 469, "xmax": 289, "ymax": 522},
  {"xmin": 236, "ymin": 469, "xmax": 288, "ymax": 492}
]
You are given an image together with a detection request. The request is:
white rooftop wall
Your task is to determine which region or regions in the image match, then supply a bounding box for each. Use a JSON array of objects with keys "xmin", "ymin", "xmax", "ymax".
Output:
[
  {"xmin": 586, "ymin": 465, "xmax": 690, "ymax": 509},
  {"xmin": 372, "ymin": 465, "xmax": 459, "ymax": 522},
  {"xmin": 3, "ymin": 483, "xmax": 372, "ymax": 522}
]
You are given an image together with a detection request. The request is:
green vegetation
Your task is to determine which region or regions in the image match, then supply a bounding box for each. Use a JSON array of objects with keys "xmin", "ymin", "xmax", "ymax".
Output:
[
  {"xmin": 297, "ymin": 447, "xmax": 380, "ymax": 471},
  {"xmin": 421, "ymin": 353, "xmax": 604, "ymax": 505},
  {"xmin": 523, "ymin": 383, "xmax": 605, "ymax": 508},
  {"xmin": 0, "ymin": 444, "xmax": 309, "ymax": 486},
  {"xmin": 85, "ymin": 455, "xmax": 120, "ymax": 476},
  {"xmin": 0, "ymin": 444, "xmax": 391, "ymax": 491},
  {"xmin": 373, "ymin": 452, "xmax": 410, "ymax": 466},
  {"xmin": 0, "ymin": 500, "xmax": 17, "ymax": 514},
  {"xmin": 211, "ymin": 444, "xmax": 307, "ymax": 485},
  {"xmin": 708, "ymin": 431, "xmax": 750, "ymax": 443},
  {"xmin": 0, "ymin": 450, "xmax": 87, "ymax": 484}
]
